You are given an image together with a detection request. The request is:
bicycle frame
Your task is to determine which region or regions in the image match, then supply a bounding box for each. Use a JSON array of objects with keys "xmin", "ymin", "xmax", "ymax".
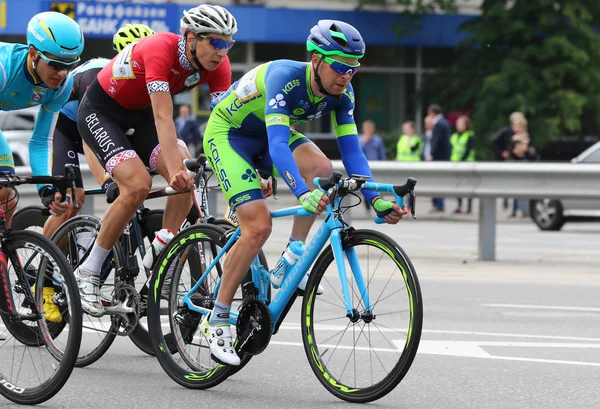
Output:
[{"xmin": 181, "ymin": 180, "xmax": 408, "ymax": 332}]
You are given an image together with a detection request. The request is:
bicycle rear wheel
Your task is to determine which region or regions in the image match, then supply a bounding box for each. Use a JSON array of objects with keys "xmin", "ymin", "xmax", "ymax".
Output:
[
  {"xmin": 301, "ymin": 229, "xmax": 423, "ymax": 403},
  {"xmin": 50, "ymin": 215, "xmax": 125, "ymax": 367},
  {"xmin": 148, "ymin": 224, "xmax": 261, "ymax": 389},
  {"xmin": 0, "ymin": 230, "xmax": 82, "ymax": 405}
]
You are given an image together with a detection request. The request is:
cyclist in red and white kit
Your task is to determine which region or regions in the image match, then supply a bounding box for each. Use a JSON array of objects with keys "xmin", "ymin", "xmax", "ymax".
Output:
[{"xmin": 75, "ymin": 5, "xmax": 238, "ymax": 316}]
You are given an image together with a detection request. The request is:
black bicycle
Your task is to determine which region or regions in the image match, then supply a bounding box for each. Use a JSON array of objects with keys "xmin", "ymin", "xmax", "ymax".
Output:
[
  {"xmin": 11, "ymin": 155, "xmax": 237, "ymax": 366},
  {"xmin": 0, "ymin": 167, "xmax": 82, "ymax": 405}
]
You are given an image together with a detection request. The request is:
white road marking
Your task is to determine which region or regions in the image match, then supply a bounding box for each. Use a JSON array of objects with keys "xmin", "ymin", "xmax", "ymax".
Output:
[
  {"xmin": 483, "ymin": 303, "xmax": 600, "ymax": 312},
  {"xmin": 415, "ymin": 340, "xmax": 600, "ymax": 367}
]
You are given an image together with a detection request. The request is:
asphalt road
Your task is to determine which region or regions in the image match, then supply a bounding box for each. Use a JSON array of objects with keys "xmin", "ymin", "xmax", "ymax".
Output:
[{"xmin": 2, "ymin": 209, "xmax": 598, "ymax": 409}]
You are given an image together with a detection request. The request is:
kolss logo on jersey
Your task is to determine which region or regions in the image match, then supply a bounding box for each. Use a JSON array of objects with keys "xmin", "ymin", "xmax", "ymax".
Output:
[{"xmin": 282, "ymin": 79, "xmax": 300, "ymax": 95}]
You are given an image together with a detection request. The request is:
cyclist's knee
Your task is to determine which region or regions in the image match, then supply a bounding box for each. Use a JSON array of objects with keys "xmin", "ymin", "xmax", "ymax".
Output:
[
  {"xmin": 313, "ymin": 159, "xmax": 333, "ymax": 178},
  {"xmin": 237, "ymin": 203, "xmax": 271, "ymax": 248},
  {"xmin": 120, "ymin": 173, "xmax": 152, "ymax": 204}
]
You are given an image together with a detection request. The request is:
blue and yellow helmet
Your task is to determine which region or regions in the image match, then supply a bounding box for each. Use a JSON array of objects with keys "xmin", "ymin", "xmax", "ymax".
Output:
[
  {"xmin": 27, "ymin": 12, "xmax": 84, "ymax": 58},
  {"xmin": 306, "ymin": 20, "xmax": 365, "ymax": 59}
]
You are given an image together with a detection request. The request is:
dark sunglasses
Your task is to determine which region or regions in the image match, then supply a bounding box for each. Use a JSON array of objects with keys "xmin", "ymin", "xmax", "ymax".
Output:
[
  {"xmin": 38, "ymin": 50, "xmax": 80, "ymax": 72},
  {"xmin": 198, "ymin": 35, "xmax": 235, "ymax": 51},
  {"xmin": 322, "ymin": 55, "xmax": 360, "ymax": 76}
]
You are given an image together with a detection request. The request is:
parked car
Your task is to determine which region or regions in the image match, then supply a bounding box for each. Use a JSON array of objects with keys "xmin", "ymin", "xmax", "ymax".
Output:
[
  {"xmin": 530, "ymin": 141, "xmax": 600, "ymax": 230},
  {"xmin": 0, "ymin": 106, "xmax": 39, "ymax": 167}
]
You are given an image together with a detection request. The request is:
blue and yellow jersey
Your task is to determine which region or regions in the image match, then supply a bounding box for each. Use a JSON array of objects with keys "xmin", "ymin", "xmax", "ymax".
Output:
[{"xmin": 212, "ymin": 59, "xmax": 376, "ymax": 201}]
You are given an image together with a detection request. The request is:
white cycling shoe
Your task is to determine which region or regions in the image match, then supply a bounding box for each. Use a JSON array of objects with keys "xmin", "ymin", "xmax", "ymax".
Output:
[
  {"xmin": 74, "ymin": 267, "xmax": 104, "ymax": 317},
  {"xmin": 199, "ymin": 314, "xmax": 241, "ymax": 366}
]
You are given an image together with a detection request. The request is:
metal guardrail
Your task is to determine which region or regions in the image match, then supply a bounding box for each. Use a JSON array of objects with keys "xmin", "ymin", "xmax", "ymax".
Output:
[{"xmin": 14, "ymin": 161, "xmax": 600, "ymax": 261}]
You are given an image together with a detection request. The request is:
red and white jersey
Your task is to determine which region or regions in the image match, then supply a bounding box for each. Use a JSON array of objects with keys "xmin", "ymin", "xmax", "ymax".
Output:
[{"xmin": 97, "ymin": 32, "xmax": 231, "ymax": 110}]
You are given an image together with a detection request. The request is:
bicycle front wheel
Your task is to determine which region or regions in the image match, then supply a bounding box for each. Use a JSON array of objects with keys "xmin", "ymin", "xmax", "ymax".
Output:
[
  {"xmin": 301, "ymin": 229, "xmax": 423, "ymax": 403},
  {"xmin": 0, "ymin": 230, "xmax": 82, "ymax": 405}
]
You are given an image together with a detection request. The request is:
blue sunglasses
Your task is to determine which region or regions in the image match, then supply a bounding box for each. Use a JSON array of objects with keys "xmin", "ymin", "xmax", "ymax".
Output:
[
  {"xmin": 199, "ymin": 35, "xmax": 235, "ymax": 51},
  {"xmin": 322, "ymin": 56, "xmax": 360, "ymax": 76},
  {"xmin": 38, "ymin": 50, "xmax": 80, "ymax": 72}
]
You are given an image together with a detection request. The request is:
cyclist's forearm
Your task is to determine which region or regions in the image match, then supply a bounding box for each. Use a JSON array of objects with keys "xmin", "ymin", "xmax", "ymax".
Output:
[{"xmin": 337, "ymin": 135, "xmax": 379, "ymax": 202}]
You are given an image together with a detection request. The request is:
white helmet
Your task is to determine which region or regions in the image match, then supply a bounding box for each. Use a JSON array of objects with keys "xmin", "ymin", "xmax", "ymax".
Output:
[{"xmin": 180, "ymin": 5, "xmax": 238, "ymax": 36}]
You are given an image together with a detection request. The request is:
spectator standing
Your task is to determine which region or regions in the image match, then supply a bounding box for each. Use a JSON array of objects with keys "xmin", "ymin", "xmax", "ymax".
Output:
[
  {"xmin": 359, "ymin": 120, "xmax": 386, "ymax": 210},
  {"xmin": 175, "ymin": 104, "xmax": 202, "ymax": 157},
  {"xmin": 396, "ymin": 121, "xmax": 423, "ymax": 161},
  {"xmin": 450, "ymin": 115, "xmax": 475, "ymax": 214},
  {"xmin": 428, "ymin": 104, "xmax": 451, "ymax": 212}
]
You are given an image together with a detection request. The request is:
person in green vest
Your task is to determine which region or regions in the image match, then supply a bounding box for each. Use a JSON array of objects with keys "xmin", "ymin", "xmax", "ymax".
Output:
[
  {"xmin": 396, "ymin": 121, "xmax": 423, "ymax": 161},
  {"xmin": 451, "ymin": 115, "xmax": 476, "ymax": 214}
]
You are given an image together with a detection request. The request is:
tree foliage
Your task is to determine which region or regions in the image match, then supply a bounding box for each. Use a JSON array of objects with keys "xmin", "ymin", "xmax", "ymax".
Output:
[{"xmin": 429, "ymin": 0, "xmax": 600, "ymax": 153}]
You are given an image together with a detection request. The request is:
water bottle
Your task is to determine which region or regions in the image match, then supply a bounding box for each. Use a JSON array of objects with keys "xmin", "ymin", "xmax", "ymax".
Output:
[
  {"xmin": 143, "ymin": 228, "xmax": 174, "ymax": 270},
  {"xmin": 76, "ymin": 231, "xmax": 94, "ymax": 260},
  {"xmin": 270, "ymin": 241, "xmax": 305, "ymax": 288}
]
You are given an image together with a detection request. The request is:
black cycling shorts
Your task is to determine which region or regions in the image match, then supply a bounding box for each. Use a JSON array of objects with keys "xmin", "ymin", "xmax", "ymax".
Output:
[
  {"xmin": 52, "ymin": 112, "xmax": 83, "ymax": 188},
  {"xmin": 77, "ymin": 79, "xmax": 185, "ymax": 176}
]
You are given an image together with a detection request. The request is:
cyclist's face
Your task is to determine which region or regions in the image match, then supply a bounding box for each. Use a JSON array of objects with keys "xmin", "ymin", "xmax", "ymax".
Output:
[
  {"xmin": 190, "ymin": 32, "xmax": 234, "ymax": 71},
  {"xmin": 312, "ymin": 54, "xmax": 359, "ymax": 96},
  {"xmin": 28, "ymin": 46, "xmax": 78, "ymax": 90}
]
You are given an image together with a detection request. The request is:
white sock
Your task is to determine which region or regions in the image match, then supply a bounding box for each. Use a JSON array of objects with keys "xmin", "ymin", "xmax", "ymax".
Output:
[{"xmin": 80, "ymin": 243, "xmax": 110, "ymax": 277}]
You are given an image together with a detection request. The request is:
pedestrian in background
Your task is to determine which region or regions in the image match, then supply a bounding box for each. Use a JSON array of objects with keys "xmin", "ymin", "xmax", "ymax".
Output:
[
  {"xmin": 360, "ymin": 119, "xmax": 386, "ymax": 211},
  {"xmin": 396, "ymin": 120, "xmax": 423, "ymax": 161},
  {"xmin": 427, "ymin": 104, "xmax": 451, "ymax": 213},
  {"xmin": 450, "ymin": 115, "xmax": 475, "ymax": 214},
  {"xmin": 175, "ymin": 104, "xmax": 202, "ymax": 157}
]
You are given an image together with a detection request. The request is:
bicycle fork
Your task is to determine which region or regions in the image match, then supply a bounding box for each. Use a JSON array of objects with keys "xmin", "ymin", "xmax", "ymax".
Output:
[{"xmin": 331, "ymin": 230, "xmax": 373, "ymax": 321}]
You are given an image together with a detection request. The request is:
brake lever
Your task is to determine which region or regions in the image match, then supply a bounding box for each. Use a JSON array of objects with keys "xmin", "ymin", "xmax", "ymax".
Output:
[
  {"xmin": 409, "ymin": 189, "xmax": 416, "ymax": 219},
  {"xmin": 271, "ymin": 176, "xmax": 278, "ymax": 200},
  {"xmin": 66, "ymin": 166, "xmax": 79, "ymax": 210}
]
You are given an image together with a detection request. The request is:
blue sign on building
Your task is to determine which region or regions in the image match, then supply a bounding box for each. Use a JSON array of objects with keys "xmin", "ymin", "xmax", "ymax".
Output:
[
  {"xmin": 42, "ymin": 1, "xmax": 179, "ymax": 37},
  {"xmin": 0, "ymin": 0, "xmax": 474, "ymax": 48}
]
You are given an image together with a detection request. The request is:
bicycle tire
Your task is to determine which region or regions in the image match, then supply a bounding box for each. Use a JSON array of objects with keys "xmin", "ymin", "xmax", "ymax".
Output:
[
  {"xmin": 1, "ymin": 206, "xmax": 58, "ymax": 346},
  {"xmin": 301, "ymin": 229, "xmax": 423, "ymax": 403},
  {"xmin": 11, "ymin": 205, "xmax": 48, "ymax": 231},
  {"xmin": 49, "ymin": 215, "xmax": 125, "ymax": 368},
  {"xmin": 0, "ymin": 230, "xmax": 82, "ymax": 405},
  {"xmin": 148, "ymin": 223, "xmax": 257, "ymax": 389}
]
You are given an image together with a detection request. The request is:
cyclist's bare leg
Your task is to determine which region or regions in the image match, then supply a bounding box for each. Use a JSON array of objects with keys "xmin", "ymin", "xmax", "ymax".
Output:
[
  {"xmin": 96, "ymin": 158, "xmax": 151, "ymax": 249},
  {"xmin": 155, "ymin": 144, "xmax": 193, "ymax": 232},
  {"xmin": 0, "ymin": 187, "xmax": 16, "ymax": 227},
  {"xmin": 216, "ymin": 199, "xmax": 272, "ymax": 305},
  {"xmin": 42, "ymin": 187, "xmax": 85, "ymax": 237},
  {"xmin": 290, "ymin": 141, "xmax": 333, "ymax": 242},
  {"xmin": 83, "ymin": 142, "xmax": 110, "ymax": 186}
]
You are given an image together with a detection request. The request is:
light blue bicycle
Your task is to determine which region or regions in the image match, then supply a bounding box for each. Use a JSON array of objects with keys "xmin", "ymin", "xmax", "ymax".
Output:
[{"xmin": 147, "ymin": 171, "xmax": 423, "ymax": 403}]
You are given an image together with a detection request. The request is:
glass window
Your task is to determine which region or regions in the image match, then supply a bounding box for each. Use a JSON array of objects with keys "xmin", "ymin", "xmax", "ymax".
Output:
[
  {"xmin": 351, "ymin": 73, "xmax": 417, "ymax": 134},
  {"xmin": 421, "ymin": 47, "xmax": 456, "ymax": 68},
  {"xmin": 360, "ymin": 46, "xmax": 415, "ymax": 68},
  {"xmin": 254, "ymin": 42, "xmax": 307, "ymax": 63},
  {"xmin": 227, "ymin": 42, "xmax": 246, "ymax": 64},
  {"xmin": 582, "ymin": 146, "xmax": 600, "ymax": 163}
]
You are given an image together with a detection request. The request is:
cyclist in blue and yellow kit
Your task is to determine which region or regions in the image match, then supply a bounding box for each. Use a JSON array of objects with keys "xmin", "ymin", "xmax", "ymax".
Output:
[
  {"xmin": 202, "ymin": 20, "xmax": 408, "ymax": 365},
  {"xmin": 0, "ymin": 11, "xmax": 84, "ymax": 225}
]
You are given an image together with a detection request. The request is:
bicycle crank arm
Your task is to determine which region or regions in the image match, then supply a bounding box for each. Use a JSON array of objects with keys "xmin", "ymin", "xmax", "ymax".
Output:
[{"xmin": 104, "ymin": 302, "xmax": 135, "ymax": 315}]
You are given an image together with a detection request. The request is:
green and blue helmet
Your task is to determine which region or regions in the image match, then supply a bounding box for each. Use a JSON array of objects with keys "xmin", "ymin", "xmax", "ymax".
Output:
[{"xmin": 306, "ymin": 20, "xmax": 365, "ymax": 59}]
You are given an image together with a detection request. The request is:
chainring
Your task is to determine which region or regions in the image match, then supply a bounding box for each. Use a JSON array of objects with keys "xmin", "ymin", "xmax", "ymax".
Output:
[
  {"xmin": 235, "ymin": 298, "xmax": 272, "ymax": 355},
  {"xmin": 109, "ymin": 283, "xmax": 140, "ymax": 336}
]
